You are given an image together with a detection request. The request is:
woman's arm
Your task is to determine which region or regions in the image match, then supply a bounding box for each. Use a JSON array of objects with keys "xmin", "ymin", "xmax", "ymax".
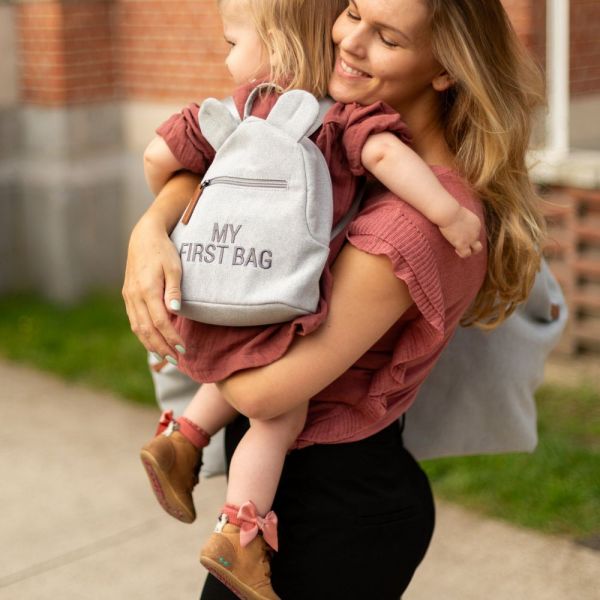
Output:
[
  {"xmin": 143, "ymin": 136, "xmax": 186, "ymax": 197},
  {"xmin": 361, "ymin": 132, "xmax": 482, "ymax": 258},
  {"xmin": 217, "ymin": 243, "xmax": 414, "ymax": 420},
  {"xmin": 122, "ymin": 171, "xmax": 200, "ymax": 359}
]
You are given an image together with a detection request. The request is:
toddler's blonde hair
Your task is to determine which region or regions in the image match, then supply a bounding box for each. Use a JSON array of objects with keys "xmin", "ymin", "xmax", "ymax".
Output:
[{"xmin": 220, "ymin": 0, "xmax": 347, "ymax": 97}]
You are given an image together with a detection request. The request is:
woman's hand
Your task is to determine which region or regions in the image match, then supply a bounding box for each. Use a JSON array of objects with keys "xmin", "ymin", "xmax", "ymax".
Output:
[
  {"xmin": 122, "ymin": 213, "xmax": 185, "ymax": 360},
  {"xmin": 122, "ymin": 171, "xmax": 200, "ymax": 361}
]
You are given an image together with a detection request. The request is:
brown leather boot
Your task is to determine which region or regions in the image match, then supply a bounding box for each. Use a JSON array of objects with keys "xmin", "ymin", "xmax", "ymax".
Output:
[
  {"xmin": 200, "ymin": 517, "xmax": 281, "ymax": 600},
  {"xmin": 140, "ymin": 422, "xmax": 203, "ymax": 524}
]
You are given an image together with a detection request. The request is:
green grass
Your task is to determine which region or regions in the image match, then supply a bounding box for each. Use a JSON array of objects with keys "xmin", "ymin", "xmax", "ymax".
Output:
[
  {"xmin": 0, "ymin": 292, "xmax": 155, "ymax": 404},
  {"xmin": 424, "ymin": 386, "xmax": 600, "ymax": 537},
  {"xmin": 0, "ymin": 292, "xmax": 598, "ymax": 538},
  {"xmin": 422, "ymin": 383, "xmax": 599, "ymax": 538}
]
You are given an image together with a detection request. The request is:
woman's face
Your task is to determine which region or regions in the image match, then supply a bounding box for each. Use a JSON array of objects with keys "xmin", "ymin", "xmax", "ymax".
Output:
[{"xmin": 329, "ymin": 0, "xmax": 443, "ymax": 116}]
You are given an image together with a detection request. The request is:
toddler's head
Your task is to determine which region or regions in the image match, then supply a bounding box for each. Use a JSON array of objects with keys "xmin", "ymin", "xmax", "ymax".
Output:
[{"xmin": 218, "ymin": 0, "xmax": 347, "ymax": 97}]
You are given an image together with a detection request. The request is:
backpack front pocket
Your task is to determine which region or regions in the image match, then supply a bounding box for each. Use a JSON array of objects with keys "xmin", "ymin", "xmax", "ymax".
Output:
[{"xmin": 181, "ymin": 176, "xmax": 288, "ymax": 225}]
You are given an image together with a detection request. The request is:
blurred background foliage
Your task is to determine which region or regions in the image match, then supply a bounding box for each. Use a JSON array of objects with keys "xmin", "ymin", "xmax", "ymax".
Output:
[{"xmin": 0, "ymin": 292, "xmax": 598, "ymax": 540}]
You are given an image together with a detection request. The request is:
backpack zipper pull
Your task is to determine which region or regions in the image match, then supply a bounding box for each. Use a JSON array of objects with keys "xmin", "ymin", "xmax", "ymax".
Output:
[{"xmin": 181, "ymin": 180, "xmax": 210, "ymax": 225}]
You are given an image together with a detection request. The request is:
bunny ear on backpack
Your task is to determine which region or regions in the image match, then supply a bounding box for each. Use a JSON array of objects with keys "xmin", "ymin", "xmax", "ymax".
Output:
[
  {"xmin": 199, "ymin": 98, "xmax": 240, "ymax": 151},
  {"xmin": 266, "ymin": 90, "xmax": 321, "ymax": 142}
]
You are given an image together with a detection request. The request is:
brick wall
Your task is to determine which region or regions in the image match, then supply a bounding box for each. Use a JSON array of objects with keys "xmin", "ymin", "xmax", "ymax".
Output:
[
  {"xmin": 114, "ymin": 0, "xmax": 230, "ymax": 102},
  {"xmin": 502, "ymin": 0, "xmax": 600, "ymax": 97},
  {"xmin": 13, "ymin": 0, "xmax": 600, "ymax": 107},
  {"xmin": 16, "ymin": 1, "xmax": 116, "ymax": 106},
  {"xmin": 502, "ymin": 0, "xmax": 546, "ymax": 65},
  {"xmin": 543, "ymin": 186, "xmax": 600, "ymax": 352},
  {"xmin": 571, "ymin": 0, "xmax": 600, "ymax": 96}
]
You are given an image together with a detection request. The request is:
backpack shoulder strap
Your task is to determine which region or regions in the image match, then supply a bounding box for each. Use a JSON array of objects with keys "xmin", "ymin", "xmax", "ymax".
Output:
[
  {"xmin": 329, "ymin": 182, "xmax": 367, "ymax": 241},
  {"xmin": 306, "ymin": 96, "xmax": 335, "ymax": 137}
]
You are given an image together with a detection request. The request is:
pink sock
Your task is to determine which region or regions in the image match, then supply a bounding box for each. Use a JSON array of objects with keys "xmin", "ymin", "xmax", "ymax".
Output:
[
  {"xmin": 176, "ymin": 417, "xmax": 211, "ymax": 449},
  {"xmin": 221, "ymin": 503, "xmax": 243, "ymax": 527}
]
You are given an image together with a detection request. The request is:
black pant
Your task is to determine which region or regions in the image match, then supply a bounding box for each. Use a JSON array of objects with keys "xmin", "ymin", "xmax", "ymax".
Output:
[{"xmin": 200, "ymin": 417, "xmax": 435, "ymax": 600}]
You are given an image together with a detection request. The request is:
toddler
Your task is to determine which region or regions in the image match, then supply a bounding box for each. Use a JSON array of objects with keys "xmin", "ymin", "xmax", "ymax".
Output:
[{"xmin": 140, "ymin": 1, "xmax": 482, "ymax": 598}]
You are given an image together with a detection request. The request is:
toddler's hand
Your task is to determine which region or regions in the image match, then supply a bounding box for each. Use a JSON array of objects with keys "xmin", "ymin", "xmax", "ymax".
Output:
[{"xmin": 439, "ymin": 206, "xmax": 483, "ymax": 258}]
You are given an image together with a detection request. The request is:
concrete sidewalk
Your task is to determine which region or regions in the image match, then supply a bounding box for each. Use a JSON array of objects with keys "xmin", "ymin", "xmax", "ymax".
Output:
[{"xmin": 0, "ymin": 360, "xmax": 597, "ymax": 600}]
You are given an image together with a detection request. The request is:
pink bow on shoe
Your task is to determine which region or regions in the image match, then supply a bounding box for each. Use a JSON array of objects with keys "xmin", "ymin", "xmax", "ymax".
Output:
[
  {"xmin": 156, "ymin": 410, "xmax": 174, "ymax": 435},
  {"xmin": 238, "ymin": 501, "xmax": 279, "ymax": 551}
]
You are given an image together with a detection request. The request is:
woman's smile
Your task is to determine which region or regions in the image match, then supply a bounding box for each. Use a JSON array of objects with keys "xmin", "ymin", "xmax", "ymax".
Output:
[{"xmin": 336, "ymin": 56, "xmax": 372, "ymax": 79}]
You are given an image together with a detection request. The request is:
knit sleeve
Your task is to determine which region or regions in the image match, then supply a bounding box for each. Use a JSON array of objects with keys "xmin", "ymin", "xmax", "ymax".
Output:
[
  {"xmin": 156, "ymin": 103, "xmax": 216, "ymax": 174},
  {"xmin": 346, "ymin": 195, "xmax": 447, "ymax": 395}
]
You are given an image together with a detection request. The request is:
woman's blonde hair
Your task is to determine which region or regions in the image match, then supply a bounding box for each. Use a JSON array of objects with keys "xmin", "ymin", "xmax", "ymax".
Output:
[
  {"xmin": 220, "ymin": 0, "xmax": 346, "ymax": 97},
  {"xmin": 426, "ymin": 0, "xmax": 546, "ymax": 328}
]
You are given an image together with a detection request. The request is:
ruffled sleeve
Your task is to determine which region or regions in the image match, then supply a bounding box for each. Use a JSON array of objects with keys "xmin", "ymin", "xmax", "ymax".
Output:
[
  {"xmin": 346, "ymin": 196, "xmax": 446, "ymax": 397},
  {"xmin": 321, "ymin": 102, "xmax": 412, "ymax": 177},
  {"xmin": 156, "ymin": 103, "xmax": 216, "ymax": 174}
]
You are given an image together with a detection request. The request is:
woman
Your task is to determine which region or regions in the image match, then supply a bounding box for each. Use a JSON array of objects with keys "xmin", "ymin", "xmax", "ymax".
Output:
[{"xmin": 123, "ymin": 0, "xmax": 545, "ymax": 597}]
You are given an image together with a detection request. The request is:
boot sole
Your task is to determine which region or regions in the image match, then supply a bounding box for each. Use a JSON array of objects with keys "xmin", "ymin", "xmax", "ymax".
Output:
[
  {"xmin": 140, "ymin": 449, "xmax": 195, "ymax": 524},
  {"xmin": 200, "ymin": 556, "xmax": 279, "ymax": 600}
]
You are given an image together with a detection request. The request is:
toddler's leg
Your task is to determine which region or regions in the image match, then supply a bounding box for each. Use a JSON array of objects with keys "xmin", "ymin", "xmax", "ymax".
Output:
[
  {"xmin": 227, "ymin": 403, "xmax": 308, "ymax": 515},
  {"xmin": 199, "ymin": 403, "xmax": 307, "ymax": 600},
  {"xmin": 140, "ymin": 383, "xmax": 238, "ymax": 523},
  {"xmin": 184, "ymin": 382, "xmax": 239, "ymax": 435}
]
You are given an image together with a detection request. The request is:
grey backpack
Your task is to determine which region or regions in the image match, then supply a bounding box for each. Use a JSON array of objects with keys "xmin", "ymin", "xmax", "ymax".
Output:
[{"xmin": 170, "ymin": 86, "xmax": 355, "ymax": 326}]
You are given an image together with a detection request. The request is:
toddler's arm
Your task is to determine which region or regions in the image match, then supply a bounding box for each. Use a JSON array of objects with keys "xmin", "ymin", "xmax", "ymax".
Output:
[
  {"xmin": 144, "ymin": 136, "xmax": 185, "ymax": 197},
  {"xmin": 361, "ymin": 132, "xmax": 482, "ymax": 257}
]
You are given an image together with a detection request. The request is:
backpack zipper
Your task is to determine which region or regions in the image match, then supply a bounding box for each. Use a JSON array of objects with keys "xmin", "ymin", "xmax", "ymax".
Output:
[
  {"xmin": 181, "ymin": 176, "xmax": 287, "ymax": 225},
  {"xmin": 206, "ymin": 175, "xmax": 287, "ymax": 189}
]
